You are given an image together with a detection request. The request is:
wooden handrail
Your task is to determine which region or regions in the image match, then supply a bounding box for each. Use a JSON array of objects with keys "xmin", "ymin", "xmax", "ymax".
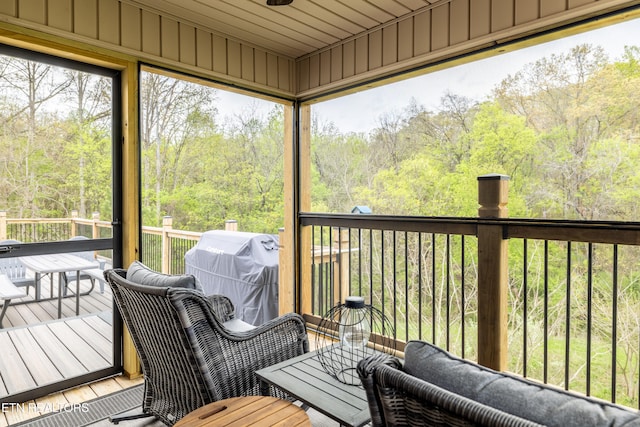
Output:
[{"xmin": 0, "ymin": 214, "xmax": 337, "ymax": 306}]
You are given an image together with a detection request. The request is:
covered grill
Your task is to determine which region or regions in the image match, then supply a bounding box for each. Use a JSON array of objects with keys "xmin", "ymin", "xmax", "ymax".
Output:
[{"xmin": 184, "ymin": 230, "xmax": 279, "ymax": 326}]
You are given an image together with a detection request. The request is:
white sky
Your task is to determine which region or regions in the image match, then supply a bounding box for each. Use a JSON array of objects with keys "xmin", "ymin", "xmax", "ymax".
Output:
[{"xmin": 216, "ymin": 16, "xmax": 640, "ymax": 134}]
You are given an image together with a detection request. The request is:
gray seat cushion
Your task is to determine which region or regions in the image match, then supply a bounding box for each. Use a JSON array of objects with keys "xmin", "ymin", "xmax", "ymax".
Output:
[
  {"xmin": 126, "ymin": 261, "xmax": 204, "ymax": 293},
  {"xmin": 222, "ymin": 318, "xmax": 256, "ymax": 332},
  {"xmin": 403, "ymin": 340, "xmax": 640, "ymax": 427}
]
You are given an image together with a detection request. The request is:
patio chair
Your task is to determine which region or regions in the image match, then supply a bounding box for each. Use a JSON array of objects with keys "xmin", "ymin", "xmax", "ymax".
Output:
[
  {"xmin": 0, "ymin": 239, "xmax": 36, "ymax": 295},
  {"xmin": 104, "ymin": 262, "xmax": 308, "ymax": 426},
  {"xmin": 357, "ymin": 340, "xmax": 640, "ymax": 427},
  {"xmin": 62, "ymin": 236, "xmax": 107, "ymax": 294}
]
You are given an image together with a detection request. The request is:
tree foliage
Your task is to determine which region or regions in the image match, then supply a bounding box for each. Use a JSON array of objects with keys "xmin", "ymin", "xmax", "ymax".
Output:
[
  {"xmin": 3, "ymin": 39, "xmax": 640, "ymax": 404},
  {"xmin": 5, "ymin": 42, "xmax": 640, "ymax": 228}
]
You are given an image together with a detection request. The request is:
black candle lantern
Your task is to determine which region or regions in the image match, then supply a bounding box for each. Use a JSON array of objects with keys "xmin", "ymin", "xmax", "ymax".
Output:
[{"xmin": 316, "ymin": 296, "xmax": 395, "ymax": 385}]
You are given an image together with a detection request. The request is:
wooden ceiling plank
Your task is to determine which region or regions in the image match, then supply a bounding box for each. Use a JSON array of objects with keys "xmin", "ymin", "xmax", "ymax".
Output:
[
  {"xmin": 336, "ymin": 0, "xmax": 396, "ymax": 23},
  {"xmin": 367, "ymin": 0, "xmax": 412, "ymax": 17},
  {"xmin": 128, "ymin": 0, "xmax": 323, "ymax": 57},
  {"xmin": 319, "ymin": 1, "xmax": 381, "ymax": 29},
  {"xmin": 397, "ymin": 0, "xmax": 436, "ymax": 10},
  {"xmin": 118, "ymin": 0, "xmax": 456, "ymax": 58},
  {"xmin": 203, "ymin": 0, "xmax": 345, "ymax": 47},
  {"xmin": 299, "ymin": 0, "xmax": 371, "ymax": 35},
  {"xmin": 246, "ymin": 2, "xmax": 354, "ymax": 40}
]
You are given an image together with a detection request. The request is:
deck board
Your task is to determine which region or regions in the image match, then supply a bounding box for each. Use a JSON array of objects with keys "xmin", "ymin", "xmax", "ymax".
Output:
[
  {"xmin": 0, "ymin": 332, "xmax": 37, "ymax": 394},
  {"xmin": 83, "ymin": 314, "xmax": 112, "ymax": 341},
  {"xmin": 14, "ymin": 300, "xmax": 48, "ymax": 324},
  {"xmin": 8, "ymin": 328, "xmax": 64, "ymax": 384},
  {"xmin": 65, "ymin": 317, "xmax": 112, "ymax": 363},
  {"xmin": 27, "ymin": 323, "xmax": 88, "ymax": 379},
  {"xmin": 47, "ymin": 322, "xmax": 110, "ymax": 371},
  {"xmin": 0, "ymin": 273, "xmax": 142, "ymax": 427},
  {"xmin": 0, "ymin": 277, "xmax": 115, "ymax": 401}
]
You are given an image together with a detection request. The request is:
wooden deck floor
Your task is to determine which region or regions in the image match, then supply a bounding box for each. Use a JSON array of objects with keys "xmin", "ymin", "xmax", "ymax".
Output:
[
  {"xmin": 0, "ymin": 276, "xmax": 135, "ymax": 426},
  {"xmin": 2, "ymin": 277, "xmax": 112, "ymax": 329},
  {"xmin": 0, "ymin": 312, "xmax": 114, "ymax": 397},
  {"xmin": 0, "ymin": 284, "xmax": 329, "ymax": 426}
]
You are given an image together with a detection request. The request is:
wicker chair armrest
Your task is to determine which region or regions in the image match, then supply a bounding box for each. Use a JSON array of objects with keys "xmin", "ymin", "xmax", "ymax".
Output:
[
  {"xmin": 217, "ymin": 311, "xmax": 308, "ymax": 354},
  {"xmin": 364, "ymin": 360, "xmax": 543, "ymax": 427},
  {"xmin": 205, "ymin": 311, "xmax": 309, "ymax": 399},
  {"xmin": 245, "ymin": 312, "xmax": 307, "ymax": 338},
  {"xmin": 358, "ymin": 354, "xmax": 403, "ymax": 427},
  {"xmin": 205, "ymin": 294, "xmax": 236, "ymax": 322}
]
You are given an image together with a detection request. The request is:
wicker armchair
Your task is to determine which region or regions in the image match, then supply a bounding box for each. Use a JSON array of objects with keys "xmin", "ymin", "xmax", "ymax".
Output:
[
  {"xmin": 357, "ymin": 354, "xmax": 539, "ymax": 427},
  {"xmin": 358, "ymin": 340, "xmax": 640, "ymax": 427},
  {"xmin": 104, "ymin": 266, "xmax": 308, "ymax": 426}
]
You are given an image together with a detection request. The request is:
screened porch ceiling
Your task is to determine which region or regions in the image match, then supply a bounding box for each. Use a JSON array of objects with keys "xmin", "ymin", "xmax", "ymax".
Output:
[{"xmin": 125, "ymin": 0, "xmax": 447, "ymax": 59}]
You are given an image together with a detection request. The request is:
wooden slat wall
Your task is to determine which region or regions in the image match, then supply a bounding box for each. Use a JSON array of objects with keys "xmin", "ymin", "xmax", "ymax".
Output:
[
  {"xmin": 0, "ymin": 0, "xmax": 636, "ymax": 99},
  {"xmin": 297, "ymin": 0, "xmax": 639, "ymax": 97},
  {"xmin": 0, "ymin": 0, "xmax": 295, "ymax": 97}
]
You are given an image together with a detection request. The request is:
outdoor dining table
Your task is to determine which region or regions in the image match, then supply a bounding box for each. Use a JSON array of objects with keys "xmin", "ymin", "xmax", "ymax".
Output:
[{"xmin": 20, "ymin": 253, "xmax": 100, "ymax": 318}]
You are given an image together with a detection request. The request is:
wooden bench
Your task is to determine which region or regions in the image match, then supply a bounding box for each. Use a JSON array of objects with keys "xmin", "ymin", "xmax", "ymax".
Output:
[
  {"xmin": 63, "ymin": 266, "xmax": 106, "ymax": 294},
  {"xmin": 0, "ymin": 273, "xmax": 27, "ymax": 328}
]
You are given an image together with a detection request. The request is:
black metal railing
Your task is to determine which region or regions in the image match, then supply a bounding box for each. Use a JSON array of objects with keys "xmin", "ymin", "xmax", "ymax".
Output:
[
  {"xmin": 7, "ymin": 221, "xmax": 71, "ymax": 242},
  {"xmin": 300, "ymin": 213, "xmax": 640, "ymax": 409},
  {"xmin": 141, "ymin": 231, "xmax": 162, "ymax": 271},
  {"xmin": 1, "ymin": 215, "xmax": 201, "ymax": 274},
  {"xmin": 507, "ymin": 238, "xmax": 640, "ymax": 408},
  {"xmin": 169, "ymin": 237, "xmax": 198, "ymax": 274},
  {"xmin": 5, "ymin": 211, "xmax": 640, "ymax": 408},
  {"xmin": 306, "ymin": 218, "xmax": 477, "ymax": 357}
]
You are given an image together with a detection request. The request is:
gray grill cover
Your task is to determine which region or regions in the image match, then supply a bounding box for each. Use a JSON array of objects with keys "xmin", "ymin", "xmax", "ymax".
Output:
[{"xmin": 184, "ymin": 230, "xmax": 279, "ymax": 326}]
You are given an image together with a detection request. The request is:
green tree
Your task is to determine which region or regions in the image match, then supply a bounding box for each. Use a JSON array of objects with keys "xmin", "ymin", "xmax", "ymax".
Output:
[
  {"xmin": 311, "ymin": 117, "xmax": 369, "ymax": 212},
  {"xmin": 0, "ymin": 56, "xmax": 72, "ymax": 217},
  {"xmin": 140, "ymin": 71, "xmax": 218, "ymax": 226},
  {"xmin": 61, "ymin": 70, "xmax": 112, "ymax": 218}
]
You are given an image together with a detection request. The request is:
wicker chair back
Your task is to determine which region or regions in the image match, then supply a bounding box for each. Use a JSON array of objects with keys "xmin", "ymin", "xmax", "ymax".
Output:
[{"xmin": 104, "ymin": 268, "xmax": 308, "ymax": 426}]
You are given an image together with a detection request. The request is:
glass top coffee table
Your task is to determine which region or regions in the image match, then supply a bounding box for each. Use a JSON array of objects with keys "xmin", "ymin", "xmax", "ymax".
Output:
[{"xmin": 256, "ymin": 349, "xmax": 371, "ymax": 427}]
